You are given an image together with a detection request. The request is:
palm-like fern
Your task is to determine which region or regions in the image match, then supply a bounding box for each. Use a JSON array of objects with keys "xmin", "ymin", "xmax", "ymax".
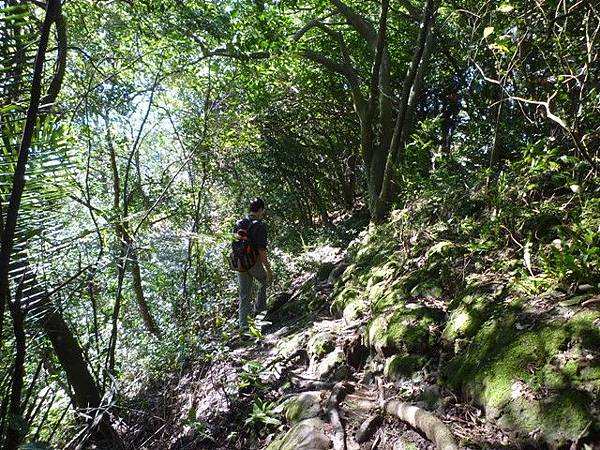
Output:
[{"xmin": 0, "ymin": 1, "xmax": 105, "ymax": 448}]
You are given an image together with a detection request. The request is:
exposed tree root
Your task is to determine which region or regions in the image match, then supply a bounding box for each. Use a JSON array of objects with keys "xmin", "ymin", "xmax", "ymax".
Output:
[
  {"xmin": 383, "ymin": 400, "xmax": 458, "ymax": 450},
  {"xmin": 290, "ymin": 375, "xmax": 336, "ymax": 391},
  {"xmin": 355, "ymin": 413, "xmax": 383, "ymax": 444},
  {"xmin": 327, "ymin": 382, "xmax": 352, "ymax": 450}
]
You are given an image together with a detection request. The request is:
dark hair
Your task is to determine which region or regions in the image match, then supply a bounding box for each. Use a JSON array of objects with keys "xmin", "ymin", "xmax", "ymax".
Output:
[{"xmin": 249, "ymin": 197, "xmax": 265, "ymax": 212}]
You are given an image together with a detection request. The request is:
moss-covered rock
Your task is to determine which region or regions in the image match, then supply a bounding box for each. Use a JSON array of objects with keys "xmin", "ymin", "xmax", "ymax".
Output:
[
  {"xmin": 330, "ymin": 208, "xmax": 600, "ymax": 448},
  {"xmin": 392, "ymin": 438, "xmax": 418, "ymax": 450},
  {"xmin": 316, "ymin": 348, "xmax": 346, "ymax": 380},
  {"xmin": 384, "ymin": 354, "xmax": 426, "ymax": 380},
  {"xmin": 284, "ymin": 392, "xmax": 323, "ymax": 423},
  {"xmin": 266, "ymin": 418, "xmax": 331, "ymax": 450},
  {"xmin": 307, "ymin": 332, "xmax": 335, "ymax": 359},
  {"xmin": 367, "ymin": 306, "xmax": 443, "ymax": 356},
  {"xmin": 446, "ymin": 309, "xmax": 600, "ymax": 447},
  {"xmin": 442, "ymin": 294, "xmax": 490, "ymax": 341},
  {"xmin": 342, "ymin": 299, "xmax": 365, "ymax": 324}
]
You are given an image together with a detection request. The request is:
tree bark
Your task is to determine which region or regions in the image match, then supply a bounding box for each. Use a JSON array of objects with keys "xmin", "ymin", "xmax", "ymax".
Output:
[
  {"xmin": 373, "ymin": 0, "xmax": 438, "ymax": 221},
  {"xmin": 4, "ymin": 286, "xmax": 26, "ymax": 450},
  {"xmin": 105, "ymin": 121, "xmax": 160, "ymax": 338},
  {"xmin": 41, "ymin": 309, "xmax": 102, "ymax": 408},
  {"xmin": 298, "ymin": 0, "xmax": 438, "ymax": 222}
]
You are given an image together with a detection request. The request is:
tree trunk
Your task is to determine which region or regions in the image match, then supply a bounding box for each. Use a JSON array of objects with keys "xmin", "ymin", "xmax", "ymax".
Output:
[
  {"xmin": 41, "ymin": 310, "xmax": 102, "ymax": 409},
  {"xmin": 299, "ymin": 0, "xmax": 438, "ymax": 222},
  {"xmin": 129, "ymin": 242, "xmax": 160, "ymax": 336},
  {"xmin": 106, "ymin": 122, "xmax": 160, "ymax": 337},
  {"xmin": 40, "ymin": 307, "xmax": 122, "ymax": 447},
  {"xmin": 373, "ymin": 0, "xmax": 438, "ymax": 222}
]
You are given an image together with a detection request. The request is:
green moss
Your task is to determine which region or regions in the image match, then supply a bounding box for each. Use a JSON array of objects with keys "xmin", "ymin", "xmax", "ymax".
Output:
[
  {"xmin": 563, "ymin": 359, "xmax": 579, "ymax": 377},
  {"xmin": 384, "ymin": 354, "xmax": 426, "ymax": 379},
  {"xmin": 266, "ymin": 418, "xmax": 330, "ymax": 450},
  {"xmin": 342, "ymin": 299, "xmax": 366, "ymax": 323},
  {"xmin": 569, "ymin": 310, "xmax": 600, "ymax": 348},
  {"xmin": 409, "ymin": 281, "xmax": 443, "ymax": 299},
  {"xmin": 387, "ymin": 307, "xmax": 443, "ymax": 354},
  {"xmin": 502, "ymin": 390, "xmax": 592, "ymax": 446},
  {"xmin": 284, "ymin": 399, "xmax": 304, "ymax": 423},
  {"xmin": 367, "ymin": 315, "xmax": 390, "ymax": 354},
  {"xmin": 473, "ymin": 321, "xmax": 568, "ymax": 410},
  {"xmin": 332, "ymin": 285, "xmax": 360, "ymax": 313},
  {"xmin": 532, "ymin": 365, "xmax": 566, "ymax": 390},
  {"xmin": 579, "ymin": 365, "xmax": 600, "ymax": 390},
  {"xmin": 370, "ymin": 276, "xmax": 407, "ymax": 313},
  {"xmin": 367, "ymin": 306, "xmax": 442, "ymax": 356},
  {"xmin": 335, "ymin": 209, "xmax": 600, "ymax": 447},
  {"xmin": 307, "ymin": 332, "xmax": 334, "ymax": 359},
  {"xmin": 284, "ymin": 392, "xmax": 322, "ymax": 423},
  {"xmin": 443, "ymin": 294, "xmax": 490, "ymax": 341},
  {"xmin": 446, "ymin": 308, "xmax": 600, "ymax": 446}
]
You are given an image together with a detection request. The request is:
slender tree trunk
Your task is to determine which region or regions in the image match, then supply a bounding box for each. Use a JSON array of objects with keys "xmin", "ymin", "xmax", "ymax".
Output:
[
  {"xmin": 128, "ymin": 241, "xmax": 160, "ymax": 335},
  {"xmin": 4, "ymin": 287, "xmax": 26, "ymax": 450},
  {"xmin": 105, "ymin": 122, "xmax": 160, "ymax": 337},
  {"xmin": 373, "ymin": 0, "xmax": 438, "ymax": 221}
]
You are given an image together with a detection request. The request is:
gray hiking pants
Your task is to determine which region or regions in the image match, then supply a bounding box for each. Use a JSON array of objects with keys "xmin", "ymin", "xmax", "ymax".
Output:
[{"xmin": 238, "ymin": 263, "xmax": 268, "ymax": 328}]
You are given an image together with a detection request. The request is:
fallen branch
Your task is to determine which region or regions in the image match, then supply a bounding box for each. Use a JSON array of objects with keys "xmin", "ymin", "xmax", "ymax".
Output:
[
  {"xmin": 383, "ymin": 400, "xmax": 458, "ymax": 450},
  {"xmin": 328, "ymin": 382, "xmax": 353, "ymax": 450}
]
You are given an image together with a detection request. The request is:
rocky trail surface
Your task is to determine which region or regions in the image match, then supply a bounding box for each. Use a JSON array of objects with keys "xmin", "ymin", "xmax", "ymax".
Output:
[
  {"xmin": 123, "ymin": 255, "xmax": 521, "ymax": 450},
  {"xmin": 120, "ymin": 213, "xmax": 600, "ymax": 450}
]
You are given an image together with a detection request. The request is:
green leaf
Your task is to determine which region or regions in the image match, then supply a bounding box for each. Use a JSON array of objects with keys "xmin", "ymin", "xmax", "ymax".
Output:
[
  {"xmin": 489, "ymin": 42, "xmax": 510, "ymax": 54},
  {"xmin": 498, "ymin": 4, "xmax": 514, "ymax": 13}
]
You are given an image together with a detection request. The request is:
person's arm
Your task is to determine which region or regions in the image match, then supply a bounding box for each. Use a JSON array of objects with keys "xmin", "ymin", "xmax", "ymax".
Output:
[{"xmin": 258, "ymin": 248, "xmax": 273, "ymax": 283}]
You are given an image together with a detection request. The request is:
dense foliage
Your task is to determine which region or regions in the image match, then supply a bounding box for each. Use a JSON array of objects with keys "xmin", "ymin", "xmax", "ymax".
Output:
[{"xmin": 0, "ymin": 0, "xmax": 598, "ymax": 448}]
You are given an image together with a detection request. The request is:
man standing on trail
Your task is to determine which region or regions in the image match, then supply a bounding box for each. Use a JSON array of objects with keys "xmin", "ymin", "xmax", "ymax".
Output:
[{"xmin": 235, "ymin": 197, "xmax": 273, "ymax": 329}]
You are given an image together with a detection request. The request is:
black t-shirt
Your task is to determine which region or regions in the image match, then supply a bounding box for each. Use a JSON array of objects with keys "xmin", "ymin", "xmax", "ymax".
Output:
[{"xmin": 248, "ymin": 217, "xmax": 267, "ymax": 251}]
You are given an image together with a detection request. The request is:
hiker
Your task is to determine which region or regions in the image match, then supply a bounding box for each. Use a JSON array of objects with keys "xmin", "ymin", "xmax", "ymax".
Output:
[{"xmin": 231, "ymin": 197, "xmax": 273, "ymax": 329}]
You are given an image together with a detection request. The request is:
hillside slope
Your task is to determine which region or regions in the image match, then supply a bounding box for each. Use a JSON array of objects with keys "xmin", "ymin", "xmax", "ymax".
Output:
[{"xmin": 123, "ymin": 200, "xmax": 600, "ymax": 449}]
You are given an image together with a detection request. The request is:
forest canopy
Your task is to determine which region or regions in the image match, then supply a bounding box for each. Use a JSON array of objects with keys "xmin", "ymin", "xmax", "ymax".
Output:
[{"xmin": 0, "ymin": 0, "xmax": 599, "ymax": 448}]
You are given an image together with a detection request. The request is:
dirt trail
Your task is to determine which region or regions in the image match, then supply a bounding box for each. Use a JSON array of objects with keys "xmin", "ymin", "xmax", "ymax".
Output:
[{"xmin": 122, "ymin": 261, "xmax": 518, "ymax": 450}]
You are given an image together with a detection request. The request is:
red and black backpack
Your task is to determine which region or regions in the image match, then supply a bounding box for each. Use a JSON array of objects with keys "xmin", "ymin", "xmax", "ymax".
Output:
[{"xmin": 229, "ymin": 217, "xmax": 258, "ymax": 272}]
